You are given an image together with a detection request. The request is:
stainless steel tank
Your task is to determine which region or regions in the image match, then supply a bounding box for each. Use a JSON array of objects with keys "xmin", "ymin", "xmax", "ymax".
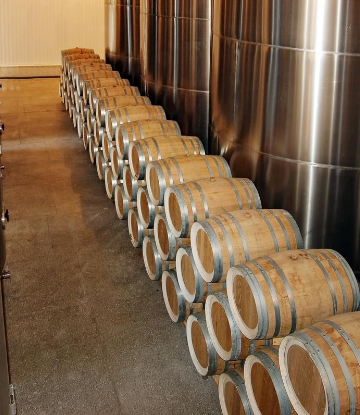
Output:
[
  {"xmin": 210, "ymin": 0, "xmax": 360, "ymax": 277},
  {"xmin": 105, "ymin": 0, "xmax": 141, "ymax": 86},
  {"xmin": 140, "ymin": 0, "xmax": 211, "ymax": 151}
]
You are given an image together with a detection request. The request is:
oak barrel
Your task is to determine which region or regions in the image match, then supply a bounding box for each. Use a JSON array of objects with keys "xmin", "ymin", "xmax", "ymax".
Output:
[
  {"xmin": 205, "ymin": 291, "xmax": 271, "ymax": 361},
  {"xmin": 279, "ymin": 312, "xmax": 360, "ymax": 415},
  {"xmin": 143, "ymin": 236, "xmax": 176, "ymax": 281},
  {"xmin": 72, "ymin": 64, "xmax": 112, "ymax": 87},
  {"xmin": 128, "ymin": 209, "xmax": 153, "ymax": 248},
  {"xmin": 186, "ymin": 312, "xmax": 241, "ymax": 377},
  {"xmin": 137, "ymin": 187, "xmax": 164, "ymax": 229},
  {"xmin": 123, "ymin": 166, "xmax": 146, "ymax": 202},
  {"xmin": 153, "ymin": 214, "xmax": 190, "ymax": 261},
  {"xmin": 244, "ymin": 346, "xmax": 294, "ymax": 415},
  {"xmin": 94, "ymin": 124, "xmax": 106, "ymax": 147},
  {"xmin": 83, "ymin": 78, "xmax": 131, "ymax": 103},
  {"xmin": 129, "ymin": 135, "xmax": 205, "ymax": 180},
  {"xmin": 64, "ymin": 53, "xmax": 100, "ymax": 72},
  {"xmin": 218, "ymin": 369, "xmax": 254, "ymax": 415},
  {"xmin": 165, "ymin": 178, "xmax": 261, "ymax": 238},
  {"xmin": 147, "ymin": 155, "xmax": 232, "ymax": 206},
  {"xmin": 96, "ymin": 152, "xmax": 109, "ymax": 181},
  {"xmin": 105, "ymin": 168, "xmax": 120, "ymax": 200},
  {"xmin": 77, "ymin": 70, "xmax": 121, "ymax": 96},
  {"xmin": 116, "ymin": 120, "xmax": 181, "ymax": 160},
  {"xmin": 88, "ymin": 137, "xmax": 99, "ymax": 165},
  {"xmin": 106, "ymin": 105, "xmax": 166, "ymax": 140},
  {"xmin": 82, "ymin": 123, "xmax": 91, "ymax": 150},
  {"xmin": 176, "ymin": 246, "xmax": 225, "ymax": 304},
  {"xmin": 114, "ymin": 185, "xmax": 135, "ymax": 220},
  {"xmin": 162, "ymin": 270, "xmax": 203, "ymax": 323},
  {"xmin": 96, "ymin": 96, "xmax": 151, "ymax": 126},
  {"xmin": 68, "ymin": 59, "xmax": 105, "ymax": 79},
  {"xmin": 227, "ymin": 249, "xmax": 360, "ymax": 340},
  {"xmin": 89, "ymin": 86, "xmax": 140, "ymax": 114},
  {"xmin": 110, "ymin": 147, "xmax": 126, "ymax": 180},
  {"xmin": 191, "ymin": 209, "xmax": 303, "ymax": 283}
]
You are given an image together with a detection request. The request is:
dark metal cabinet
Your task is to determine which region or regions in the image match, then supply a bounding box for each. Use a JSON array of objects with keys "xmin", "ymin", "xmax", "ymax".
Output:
[
  {"xmin": 0, "ymin": 278, "xmax": 10, "ymax": 415},
  {"xmin": 0, "ymin": 112, "xmax": 12, "ymax": 415}
]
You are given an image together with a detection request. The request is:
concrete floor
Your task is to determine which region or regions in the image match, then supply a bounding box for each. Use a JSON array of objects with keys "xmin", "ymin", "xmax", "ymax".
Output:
[{"xmin": 0, "ymin": 78, "xmax": 221, "ymax": 415}]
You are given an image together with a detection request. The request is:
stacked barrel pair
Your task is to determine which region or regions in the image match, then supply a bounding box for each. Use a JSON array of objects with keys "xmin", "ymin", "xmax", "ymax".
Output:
[{"xmin": 155, "ymin": 173, "xmax": 360, "ymax": 413}]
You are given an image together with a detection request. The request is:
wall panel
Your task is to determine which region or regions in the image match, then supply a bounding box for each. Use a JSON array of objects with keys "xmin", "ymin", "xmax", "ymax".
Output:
[{"xmin": 0, "ymin": 0, "xmax": 105, "ymax": 76}]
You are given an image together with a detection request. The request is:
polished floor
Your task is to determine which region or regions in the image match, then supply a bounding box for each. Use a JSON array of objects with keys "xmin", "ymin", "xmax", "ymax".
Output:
[{"xmin": 0, "ymin": 78, "xmax": 221, "ymax": 415}]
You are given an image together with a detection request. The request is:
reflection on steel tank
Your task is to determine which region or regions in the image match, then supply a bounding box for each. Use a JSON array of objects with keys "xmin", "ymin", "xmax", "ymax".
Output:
[
  {"xmin": 105, "ymin": 0, "xmax": 141, "ymax": 87},
  {"xmin": 140, "ymin": 0, "xmax": 211, "ymax": 151},
  {"xmin": 210, "ymin": 0, "xmax": 360, "ymax": 278}
]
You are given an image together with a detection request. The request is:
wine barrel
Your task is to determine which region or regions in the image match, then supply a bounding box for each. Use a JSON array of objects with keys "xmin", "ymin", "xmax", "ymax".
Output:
[
  {"xmin": 80, "ymin": 101, "xmax": 88, "ymax": 120},
  {"xmin": 96, "ymin": 96, "xmax": 151, "ymax": 127},
  {"xmin": 176, "ymin": 246, "xmax": 225, "ymax": 303},
  {"xmin": 65, "ymin": 54, "xmax": 101, "ymax": 74},
  {"xmin": 114, "ymin": 185, "xmax": 134, "ymax": 220},
  {"xmin": 74, "ymin": 112, "xmax": 80, "ymax": 129},
  {"xmin": 105, "ymin": 168, "xmax": 121, "ymax": 200},
  {"xmin": 106, "ymin": 105, "xmax": 166, "ymax": 140},
  {"xmin": 94, "ymin": 124, "xmax": 107, "ymax": 147},
  {"xmin": 147, "ymin": 155, "xmax": 232, "ymax": 206},
  {"xmin": 162, "ymin": 270, "xmax": 203, "ymax": 323},
  {"xmin": 103, "ymin": 136, "xmax": 116, "ymax": 162},
  {"xmin": 129, "ymin": 135, "xmax": 205, "ymax": 180},
  {"xmin": 165, "ymin": 178, "xmax": 261, "ymax": 238},
  {"xmin": 82, "ymin": 123, "xmax": 91, "ymax": 150},
  {"xmin": 76, "ymin": 115, "xmax": 83, "ymax": 139},
  {"xmin": 66, "ymin": 77, "xmax": 73, "ymax": 96},
  {"xmin": 218, "ymin": 369, "xmax": 254, "ymax": 415},
  {"xmin": 205, "ymin": 291, "xmax": 271, "ymax": 361},
  {"xmin": 279, "ymin": 312, "xmax": 360, "ymax": 415},
  {"xmin": 128, "ymin": 209, "xmax": 153, "ymax": 248},
  {"xmin": 116, "ymin": 120, "xmax": 181, "ymax": 160},
  {"xmin": 74, "ymin": 91, "xmax": 82, "ymax": 113},
  {"xmin": 153, "ymin": 214, "xmax": 190, "ymax": 261},
  {"xmin": 186, "ymin": 312, "xmax": 241, "ymax": 377},
  {"xmin": 72, "ymin": 64, "xmax": 112, "ymax": 87},
  {"xmin": 109, "ymin": 147, "xmax": 126, "ymax": 180},
  {"xmin": 68, "ymin": 59, "xmax": 105, "ymax": 79},
  {"xmin": 244, "ymin": 346, "xmax": 294, "ymax": 415},
  {"xmin": 137, "ymin": 187, "xmax": 164, "ymax": 229},
  {"xmin": 143, "ymin": 236, "xmax": 176, "ymax": 281},
  {"xmin": 61, "ymin": 49, "xmax": 95, "ymax": 68},
  {"xmin": 86, "ymin": 110, "xmax": 97, "ymax": 134},
  {"xmin": 123, "ymin": 166, "xmax": 146, "ymax": 202},
  {"xmin": 77, "ymin": 70, "xmax": 121, "ymax": 96},
  {"xmin": 70, "ymin": 84, "xmax": 76, "ymax": 105},
  {"xmin": 96, "ymin": 152, "xmax": 109, "ymax": 181},
  {"xmin": 89, "ymin": 86, "xmax": 141, "ymax": 115},
  {"xmin": 227, "ymin": 249, "xmax": 360, "ymax": 340},
  {"xmin": 191, "ymin": 209, "xmax": 303, "ymax": 283},
  {"xmin": 68, "ymin": 102, "xmax": 74, "ymax": 119},
  {"xmin": 59, "ymin": 83, "xmax": 64, "ymax": 99},
  {"xmin": 64, "ymin": 53, "xmax": 100, "ymax": 72},
  {"xmin": 62, "ymin": 47, "xmax": 94, "ymax": 54},
  {"xmin": 64, "ymin": 92, "xmax": 69, "ymax": 111},
  {"xmin": 88, "ymin": 137, "xmax": 99, "ymax": 165},
  {"xmin": 83, "ymin": 78, "xmax": 131, "ymax": 103}
]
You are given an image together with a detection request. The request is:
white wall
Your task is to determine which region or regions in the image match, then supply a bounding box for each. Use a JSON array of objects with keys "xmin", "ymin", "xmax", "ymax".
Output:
[{"xmin": 0, "ymin": 0, "xmax": 105, "ymax": 77}]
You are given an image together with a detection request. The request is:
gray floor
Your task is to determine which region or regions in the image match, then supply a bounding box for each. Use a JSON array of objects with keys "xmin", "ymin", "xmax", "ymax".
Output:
[{"xmin": 0, "ymin": 78, "xmax": 221, "ymax": 415}]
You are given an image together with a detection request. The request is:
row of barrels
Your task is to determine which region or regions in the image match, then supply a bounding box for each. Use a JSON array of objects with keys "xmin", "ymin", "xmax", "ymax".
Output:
[
  {"xmin": 155, "ymin": 177, "xmax": 360, "ymax": 414},
  {"xmin": 60, "ymin": 47, "xmax": 360, "ymax": 415}
]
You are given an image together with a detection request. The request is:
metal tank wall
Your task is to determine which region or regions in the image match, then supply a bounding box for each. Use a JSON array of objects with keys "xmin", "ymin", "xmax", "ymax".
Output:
[
  {"xmin": 210, "ymin": 0, "xmax": 360, "ymax": 277},
  {"xmin": 140, "ymin": 1, "xmax": 211, "ymax": 151},
  {"xmin": 105, "ymin": 0, "xmax": 141, "ymax": 86}
]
